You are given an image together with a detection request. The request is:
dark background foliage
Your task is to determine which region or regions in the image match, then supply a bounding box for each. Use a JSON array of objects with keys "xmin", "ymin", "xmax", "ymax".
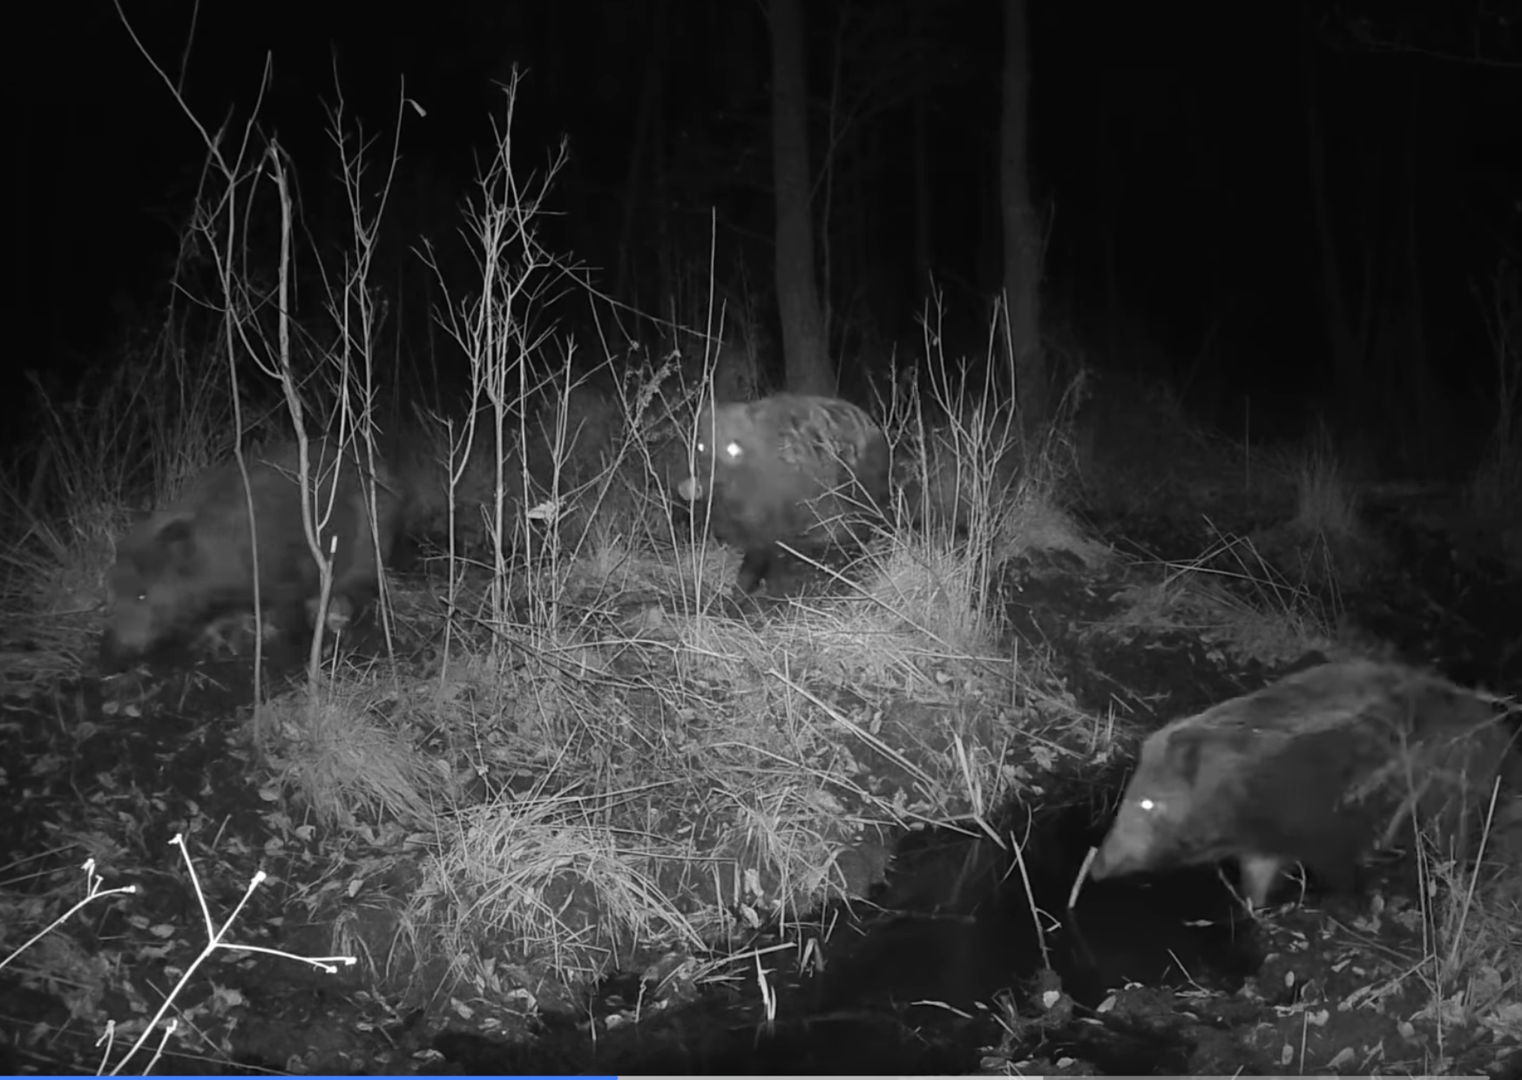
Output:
[{"xmin": 9, "ymin": 0, "xmax": 1521, "ymax": 466}]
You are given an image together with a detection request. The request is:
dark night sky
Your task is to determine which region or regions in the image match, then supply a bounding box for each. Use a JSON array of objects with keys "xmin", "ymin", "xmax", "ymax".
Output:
[{"xmin": 10, "ymin": 0, "xmax": 1522, "ymax": 447}]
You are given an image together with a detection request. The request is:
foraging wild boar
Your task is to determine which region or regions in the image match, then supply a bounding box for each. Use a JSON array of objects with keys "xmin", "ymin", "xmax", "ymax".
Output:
[
  {"xmin": 102, "ymin": 439, "xmax": 405, "ymax": 666},
  {"xmin": 1089, "ymin": 660, "xmax": 1512, "ymax": 908}
]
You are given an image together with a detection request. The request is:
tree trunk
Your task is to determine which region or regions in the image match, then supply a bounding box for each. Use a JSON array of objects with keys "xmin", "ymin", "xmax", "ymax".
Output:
[
  {"xmin": 1097, "ymin": 106, "xmax": 1122, "ymax": 366},
  {"xmin": 1000, "ymin": 0, "xmax": 1045, "ymax": 422},
  {"xmin": 768, "ymin": 0, "xmax": 834, "ymax": 396},
  {"xmin": 1303, "ymin": 22, "xmax": 1369, "ymax": 419},
  {"xmin": 913, "ymin": 92, "xmax": 932, "ymax": 299},
  {"xmin": 615, "ymin": 0, "xmax": 665, "ymax": 307}
]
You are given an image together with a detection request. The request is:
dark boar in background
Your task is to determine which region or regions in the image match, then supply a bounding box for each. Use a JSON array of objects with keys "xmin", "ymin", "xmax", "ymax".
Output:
[
  {"xmin": 676, "ymin": 393, "xmax": 892, "ymax": 592},
  {"xmin": 102, "ymin": 439, "xmax": 405, "ymax": 666}
]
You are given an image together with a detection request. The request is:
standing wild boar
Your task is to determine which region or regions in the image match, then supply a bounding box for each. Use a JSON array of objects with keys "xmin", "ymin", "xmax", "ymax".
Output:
[
  {"xmin": 1088, "ymin": 660, "xmax": 1512, "ymax": 909},
  {"xmin": 102, "ymin": 438, "xmax": 405, "ymax": 666},
  {"xmin": 676, "ymin": 393, "xmax": 892, "ymax": 592}
]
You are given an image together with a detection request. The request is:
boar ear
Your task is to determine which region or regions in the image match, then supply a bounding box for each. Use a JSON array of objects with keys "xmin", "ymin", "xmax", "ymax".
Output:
[
  {"xmin": 155, "ymin": 518, "xmax": 199, "ymax": 564},
  {"xmin": 1164, "ymin": 727, "xmax": 1206, "ymax": 785}
]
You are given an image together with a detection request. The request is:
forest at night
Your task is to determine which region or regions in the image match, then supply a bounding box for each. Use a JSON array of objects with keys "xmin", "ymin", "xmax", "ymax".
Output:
[{"xmin": 3, "ymin": 1, "xmax": 1522, "ymax": 1075}]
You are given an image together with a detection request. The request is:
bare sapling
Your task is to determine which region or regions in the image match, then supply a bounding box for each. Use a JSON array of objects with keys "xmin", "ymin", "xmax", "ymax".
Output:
[
  {"xmin": 118, "ymin": 15, "xmax": 408, "ymax": 692},
  {"xmin": 426, "ymin": 69, "xmax": 570, "ymax": 648},
  {"xmin": 315, "ymin": 83, "xmax": 415, "ymax": 671}
]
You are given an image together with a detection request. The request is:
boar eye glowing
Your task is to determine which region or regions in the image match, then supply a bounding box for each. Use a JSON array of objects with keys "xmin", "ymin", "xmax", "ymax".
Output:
[
  {"xmin": 695, "ymin": 439, "xmax": 708, "ymax": 454},
  {"xmin": 1139, "ymin": 797, "xmax": 1159, "ymax": 812},
  {"xmin": 724, "ymin": 441, "xmax": 743, "ymax": 460}
]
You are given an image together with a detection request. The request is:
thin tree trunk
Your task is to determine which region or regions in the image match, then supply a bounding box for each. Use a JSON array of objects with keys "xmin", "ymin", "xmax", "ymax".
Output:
[
  {"xmin": 768, "ymin": 0, "xmax": 834, "ymax": 396},
  {"xmin": 1401, "ymin": 81, "xmax": 1428, "ymax": 434},
  {"xmin": 615, "ymin": 0, "xmax": 666, "ymax": 307},
  {"xmin": 1303, "ymin": 25, "xmax": 1366, "ymax": 410},
  {"xmin": 914, "ymin": 93, "xmax": 932, "ymax": 298},
  {"xmin": 1097, "ymin": 106, "xmax": 1122, "ymax": 366},
  {"xmin": 1001, "ymin": 0, "xmax": 1045, "ymax": 422}
]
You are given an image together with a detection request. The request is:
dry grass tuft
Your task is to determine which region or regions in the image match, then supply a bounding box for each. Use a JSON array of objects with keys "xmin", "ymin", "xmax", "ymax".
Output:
[
  {"xmin": 1098, "ymin": 525, "xmax": 1339, "ymax": 668},
  {"xmin": 254, "ymin": 672, "xmax": 451, "ymax": 831}
]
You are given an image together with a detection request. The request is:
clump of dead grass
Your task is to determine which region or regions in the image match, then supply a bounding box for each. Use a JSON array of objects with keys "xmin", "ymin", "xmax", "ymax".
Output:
[
  {"xmin": 409, "ymin": 784, "xmax": 705, "ymax": 990},
  {"xmin": 254, "ymin": 670, "xmax": 452, "ymax": 831},
  {"xmin": 334, "ymin": 519, "xmax": 1081, "ymax": 1000},
  {"xmin": 1212, "ymin": 430, "xmax": 1385, "ymax": 608},
  {"xmin": 1098, "ymin": 524, "xmax": 1339, "ymax": 668},
  {"xmin": 1370, "ymin": 770, "xmax": 1522, "ymax": 1051},
  {"xmin": 863, "ymin": 539, "xmax": 1002, "ymax": 659},
  {"xmin": 1274, "ymin": 439, "xmax": 1385, "ymax": 590},
  {"xmin": 872, "ymin": 299, "xmax": 1105, "ymax": 657},
  {"xmin": 0, "ymin": 323, "xmax": 237, "ymax": 681}
]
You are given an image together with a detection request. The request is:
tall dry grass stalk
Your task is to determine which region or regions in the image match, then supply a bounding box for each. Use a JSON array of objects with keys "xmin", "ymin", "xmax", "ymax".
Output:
[{"xmin": 871, "ymin": 292, "xmax": 1091, "ymax": 655}]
